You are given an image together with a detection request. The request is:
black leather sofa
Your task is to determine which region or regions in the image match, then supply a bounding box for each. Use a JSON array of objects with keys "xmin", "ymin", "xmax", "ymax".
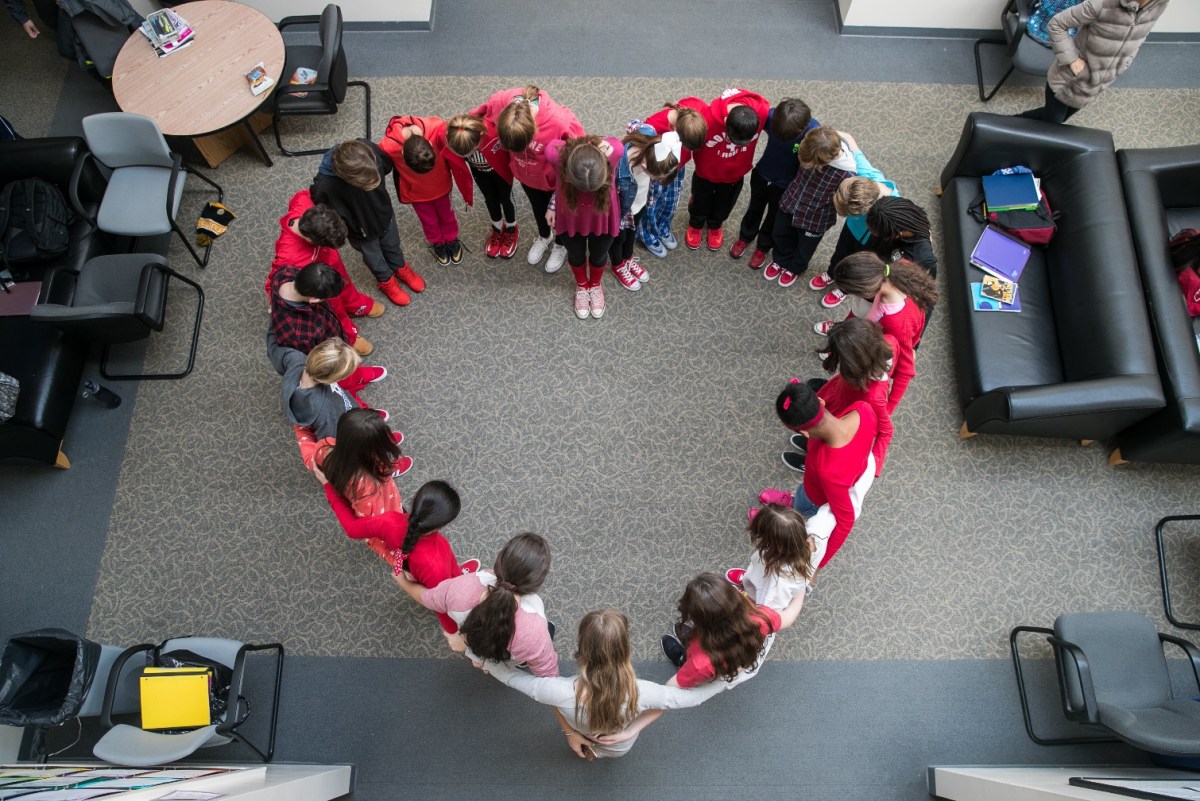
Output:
[
  {"xmin": 0, "ymin": 137, "xmax": 109, "ymax": 467},
  {"xmin": 939, "ymin": 112, "xmax": 1165, "ymax": 441},
  {"xmin": 1113, "ymin": 145, "xmax": 1200, "ymax": 466}
]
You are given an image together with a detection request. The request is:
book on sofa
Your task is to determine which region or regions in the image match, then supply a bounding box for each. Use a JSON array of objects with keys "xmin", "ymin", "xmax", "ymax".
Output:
[
  {"xmin": 970, "ymin": 225, "xmax": 1031, "ymax": 283},
  {"xmin": 982, "ymin": 171, "xmax": 1040, "ymax": 212},
  {"xmin": 971, "ymin": 281, "xmax": 1022, "ymax": 312}
]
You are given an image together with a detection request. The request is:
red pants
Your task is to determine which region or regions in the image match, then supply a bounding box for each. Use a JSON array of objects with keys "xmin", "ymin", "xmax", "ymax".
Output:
[
  {"xmin": 412, "ymin": 195, "xmax": 459, "ymax": 245},
  {"xmin": 329, "ymin": 265, "xmax": 375, "ymax": 317}
]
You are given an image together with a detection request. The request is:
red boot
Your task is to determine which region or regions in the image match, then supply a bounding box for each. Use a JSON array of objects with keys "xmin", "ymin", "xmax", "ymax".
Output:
[
  {"xmin": 377, "ymin": 276, "xmax": 411, "ymax": 306},
  {"xmin": 394, "ymin": 263, "xmax": 425, "ymax": 293}
]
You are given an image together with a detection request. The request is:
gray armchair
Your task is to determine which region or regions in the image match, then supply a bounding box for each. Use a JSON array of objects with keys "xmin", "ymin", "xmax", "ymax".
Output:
[
  {"xmin": 93, "ymin": 637, "xmax": 284, "ymax": 766},
  {"xmin": 81, "ymin": 112, "xmax": 224, "ymax": 267},
  {"xmin": 1011, "ymin": 611, "xmax": 1200, "ymax": 755},
  {"xmin": 974, "ymin": 0, "xmax": 1055, "ymax": 102},
  {"xmin": 30, "ymin": 253, "xmax": 204, "ymax": 380}
]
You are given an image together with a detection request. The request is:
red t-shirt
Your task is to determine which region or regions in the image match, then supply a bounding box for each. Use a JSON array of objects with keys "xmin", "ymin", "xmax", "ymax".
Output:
[
  {"xmin": 675, "ymin": 605, "xmax": 781, "ymax": 688},
  {"xmin": 803, "ymin": 401, "xmax": 877, "ymax": 550}
]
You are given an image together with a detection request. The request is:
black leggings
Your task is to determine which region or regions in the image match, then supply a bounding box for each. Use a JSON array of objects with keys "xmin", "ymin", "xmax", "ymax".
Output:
[
  {"xmin": 608, "ymin": 210, "xmax": 645, "ymax": 264},
  {"xmin": 470, "ymin": 165, "xmax": 515, "ymax": 226},
  {"xmin": 561, "ymin": 233, "xmax": 613, "ymax": 268},
  {"xmin": 522, "ymin": 184, "xmax": 554, "ymax": 239}
]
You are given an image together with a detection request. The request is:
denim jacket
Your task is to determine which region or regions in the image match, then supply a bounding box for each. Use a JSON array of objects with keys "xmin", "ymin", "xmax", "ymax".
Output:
[{"xmin": 615, "ymin": 123, "xmax": 656, "ymax": 219}]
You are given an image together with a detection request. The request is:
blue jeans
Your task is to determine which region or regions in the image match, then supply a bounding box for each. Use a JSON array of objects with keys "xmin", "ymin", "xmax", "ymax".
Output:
[{"xmin": 792, "ymin": 485, "xmax": 819, "ymax": 518}]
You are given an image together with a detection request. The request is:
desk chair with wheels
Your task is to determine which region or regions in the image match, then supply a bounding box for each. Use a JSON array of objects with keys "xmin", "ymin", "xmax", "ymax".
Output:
[
  {"xmin": 93, "ymin": 637, "xmax": 284, "ymax": 767},
  {"xmin": 30, "ymin": 253, "xmax": 204, "ymax": 381},
  {"xmin": 81, "ymin": 112, "xmax": 224, "ymax": 268},
  {"xmin": 273, "ymin": 3, "xmax": 372, "ymax": 157},
  {"xmin": 974, "ymin": 0, "xmax": 1055, "ymax": 102},
  {"xmin": 1157, "ymin": 515, "xmax": 1200, "ymax": 630},
  {"xmin": 1011, "ymin": 611, "xmax": 1200, "ymax": 754}
]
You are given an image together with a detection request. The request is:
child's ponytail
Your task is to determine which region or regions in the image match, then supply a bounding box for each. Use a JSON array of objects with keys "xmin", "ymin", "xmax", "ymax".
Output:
[
  {"xmin": 497, "ymin": 85, "xmax": 541, "ymax": 153},
  {"xmin": 446, "ymin": 114, "xmax": 486, "ymax": 158},
  {"xmin": 663, "ymin": 102, "xmax": 706, "ymax": 151},
  {"xmin": 622, "ymin": 128, "xmax": 680, "ymax": 185},
  {"xmin": 459, "ymin": 533, "xmax": 551, "ymax": 662},
  {"xmin": 397, "ymin": 480, "xmax": 461, "ymax": 571}
]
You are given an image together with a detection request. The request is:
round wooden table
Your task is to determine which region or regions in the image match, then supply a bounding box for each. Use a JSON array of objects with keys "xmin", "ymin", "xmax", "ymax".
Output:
[{"xmin": 111, "ymin": 0, "xmax": 285, "ymax": 167}]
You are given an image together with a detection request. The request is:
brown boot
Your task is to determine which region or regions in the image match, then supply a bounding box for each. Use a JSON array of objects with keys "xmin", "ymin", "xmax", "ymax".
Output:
[
  {"xmin": 378, "ymin": 276, "xmax": 411, "ymax": 306},
  {"xmin": 352, "ymin": 335, "xmax": 374, "ymax": 356},
  {"xmin": 394, "ymin": 263, "xmax": 425, "ymax": 293},
  {"xmin": 366, "ymin": 300, "xmax": 385, "ymax": 318}
]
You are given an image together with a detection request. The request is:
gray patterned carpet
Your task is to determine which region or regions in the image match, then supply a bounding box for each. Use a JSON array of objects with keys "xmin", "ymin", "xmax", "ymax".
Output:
[{"xmin": 66, "ymin": 75, "xmax": 1200, "ymax": 664}]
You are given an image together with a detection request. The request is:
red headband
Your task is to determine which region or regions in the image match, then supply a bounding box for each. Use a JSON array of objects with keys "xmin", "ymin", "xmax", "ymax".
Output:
[{"xmin": 794, "ymin": 403, "xmax": 825, "ymax": 431}]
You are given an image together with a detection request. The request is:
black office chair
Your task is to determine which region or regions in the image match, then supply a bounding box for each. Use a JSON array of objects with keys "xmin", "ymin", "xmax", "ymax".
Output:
[
  {"xmin": 30, "ymin": 253, "xmax": 204, "ymax": 380},
  {"xmin": 273, "ymin": 4, "xmax": 372, "ymax": 157},
  {"xmin": 974, "ymin": 0, "xmax": 1055, "ymax": 102},
  {"xmin": 1011, "ymin": 611, "xmax": 1200, "ymax": 754},
  {"xmin": 1156, "ymin": 515, "xmax": 1200, "ymax": 630},
  {"xmin": 93, "ymin": 637, "xmax": 284, "ymax": 766}
]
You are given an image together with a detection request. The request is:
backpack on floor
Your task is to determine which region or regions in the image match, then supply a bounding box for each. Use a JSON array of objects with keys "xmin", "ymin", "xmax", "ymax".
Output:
[{"xmin": 0, "ymin": 177, "xmax": 74, "ymax": 267}]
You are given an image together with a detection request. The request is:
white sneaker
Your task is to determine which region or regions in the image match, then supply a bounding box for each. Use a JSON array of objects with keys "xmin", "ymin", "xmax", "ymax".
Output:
[
  {"xmin": 545, "ymin": 244, "xmax": 567, "ymax": 274},
  {"xmin": 527, "ymin": 236, "xmax": 552, "ymax": 265}
]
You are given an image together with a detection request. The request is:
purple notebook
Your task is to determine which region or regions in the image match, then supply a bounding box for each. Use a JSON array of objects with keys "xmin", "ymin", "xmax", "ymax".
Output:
[{"xmin": 970, "ymin": 225, "xmax": 1031, "ymax": 283}]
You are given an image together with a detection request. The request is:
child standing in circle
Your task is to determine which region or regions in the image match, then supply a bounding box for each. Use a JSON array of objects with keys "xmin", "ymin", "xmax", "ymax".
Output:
[
  {"xmin": 728, "ymin": 503, "xmax": 819, "ymax": 613},
  {"xmin": 312, "ymin": 139, "xmax": 426, "ymax": 307},
  {"xmin": 392, "ymin": 532, "xmax": 559, "ymax": 676},
  {"xmin": 638, "ymin": 99, "xmax": 708, "ymax": 258},
  {"xmin": 268, "ymin": 336, "xmax": 392, "ymax": 442},
  {"xmin": 306, "ymin": 407, "xmax": 408, "ymax": 519},
  {"xmin": 686, "ymin": 87, "xmax": 770, "ymax": 252},
  {"xmin": 730, "ymin": 98, "xmax": 819, "ymax": 270},
  {"xmin": 379, "ymin": 114, "xmax": 474, "ymax": 266},
  {"xmin": 816, "ymin": 252, "xmax": 938, "ymax": 413},
  {"xmin": 764, "ymin": 127, "xmax": 857, "ymax": 288},
  {"xmin": 445, "ymin": 114, "xmax": 518, "ymax": 259},
  {"xmin": 608, "ymin": 125, "xmax": 680, "ymax": 291},
  {"xmin": 468, "ymin": 85, "xmax": 584, "ymax": 273},
  {"xmin": 785, "ymin": 318, "xmax": 896, "ymax": 476},
  {"xmin": 546, "ymin": 135, "xmax": 624, "ymax": 320}
]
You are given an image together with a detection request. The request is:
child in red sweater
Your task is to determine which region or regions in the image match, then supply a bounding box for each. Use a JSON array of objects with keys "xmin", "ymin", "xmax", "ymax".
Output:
[
  {"xmin": 319, "ymin": 476, "xmax": 477, "ymax": 634},
  {"xmin": 784, "ymin": 318, "xmax": 896, "ymax": 477},
  {"xmin": 379, "ymin": 115, "xmax": 473, "ymax": 267},
  {"xmin": 685, "ymin": 88, "xmax": 770, "ymax": 252},
  {"xmin": 445, "ymin": 114, "xmax": 519, "ymax": 259}
]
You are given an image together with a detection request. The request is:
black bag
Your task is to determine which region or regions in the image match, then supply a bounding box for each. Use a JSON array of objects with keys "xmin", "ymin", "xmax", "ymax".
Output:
[
  {"xmin": 1170, "ymin": 228, "xmax": 1200, "ymax": 270},
  {"xmin": 149, "ymin": 644, "xmax": 239, "ymax": 724},
  {"xmin": 0, "ymin": 177, "xmax": 74, "ymax": 266}
]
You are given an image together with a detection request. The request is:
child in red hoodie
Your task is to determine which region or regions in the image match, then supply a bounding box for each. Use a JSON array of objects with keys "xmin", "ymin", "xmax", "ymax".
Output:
[
  {"xmin": 268, "ymin": 192, "xmax": 383, "ymax": 354},
  {"xmin": 445, "ymin": 114, "xmax": 519, "ymax": 259},
  {"xmin": 380, "ymin": 115, "xmax": 474, "ymax": 267},
  {"xmin": 686, "ymin": 88, "xmax": 771, "ymax": 252},
  {"xmin": 468, "ymin": 85, "xmax": 584, "ymax": 273}
]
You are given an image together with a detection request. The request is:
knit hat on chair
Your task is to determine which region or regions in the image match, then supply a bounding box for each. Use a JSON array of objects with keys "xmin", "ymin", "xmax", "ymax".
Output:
[{"xmin": 196, "ymin": 202, "xmax": 237, "ymax": 247}]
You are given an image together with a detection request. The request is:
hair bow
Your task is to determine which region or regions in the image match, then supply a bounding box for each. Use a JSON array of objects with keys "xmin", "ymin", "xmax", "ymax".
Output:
[{"xmin": 654, "ymin": 131, "xmax": 683, "ymax": 162}]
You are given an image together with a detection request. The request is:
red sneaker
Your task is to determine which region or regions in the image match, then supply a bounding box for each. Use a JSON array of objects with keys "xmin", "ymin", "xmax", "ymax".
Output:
[
  {"xmin": 459, "ymin": 558, "xmax": 481, "ymax": 575},
  {"xmin": 685, "ymin": 226, "xmax": 703, "ymax": 250},
  {"xmin": 809, "ymin": 271, "xmax": 835, "ymax": 290},
  {"xmin": 725, "ymin": 568, "xmax": 746, "ymax": 589},
  {"xmin": 763, "ymin": 262, "xmax": 783, "ymax": 281},
  {"xmin": 611, "ymin": 260, "xmax": 640, "ymax": 291},
  {"xmin": 391, "ymin": 430, "xmax": 404, "ymax": 445},
  {"xmin": 484, "ymin": 228, "xmax": 502, "ymax": 258},
  {"xmin": 627, "ymin": 256, "xmax": 648, "ymax": 283},
  {"xmin": 778, "ymin": 270, "xmax": 798, "ymax": 288},
  {"xmin": 376, "ymin": 409, "xmax": 390, "ymax": 422},
  {"xmin": 758, "ymin": 487, "xmax": 793, "ymax": 506},
  {"xmin": 360, "ymin": 366, "xmax": 387, "ymax": 383},
  {"xmin": 392, "ymin": 455, "xmax": 413, "ymax": 477},
  {"xmin": 377, "ymin": 276, "xmax": 411, "ymax": 306},
  {"xmin": 394, "ymin": 263, "xmax": 425, "ymax": 293},
  {"xmin": 748, "ymin": 249, "xmax": 768, "ymax": 270},
  {"xmin": 706, "ymin": 227, "xmax": 724, "ymax": 251},
  {"xmin": 499, "ymin": 225, "xmax": 519, "ymax": 259},
  {"xmin": 729, "ymin": 239, "xmax": 748, "ymax": 259}
]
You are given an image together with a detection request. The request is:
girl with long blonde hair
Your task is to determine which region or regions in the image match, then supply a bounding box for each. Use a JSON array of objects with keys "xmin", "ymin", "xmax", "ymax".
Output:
[{"xmin": 485, "ymin": 609, "xmax": 727, "ymax": 759}]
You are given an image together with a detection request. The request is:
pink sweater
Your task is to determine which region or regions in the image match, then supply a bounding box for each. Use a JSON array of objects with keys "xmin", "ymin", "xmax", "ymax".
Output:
[
  {"xmin": 468, "ymin": 87, "xmax": 584, "ymax": 191},
  {"xmin": 421, "ymin": 572, "xmax": 559, "ymax": 677},
  {"xmin": 546, "ymin": 137, "xmax": 623, "ymax": 238}
]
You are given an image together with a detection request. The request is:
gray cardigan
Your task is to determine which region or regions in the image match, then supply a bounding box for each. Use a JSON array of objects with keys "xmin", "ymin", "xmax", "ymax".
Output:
[
  {"xmin": 265, "ymin": 334, "xmax": 353, "ymax": 440},
  {"xmin": 1047, "ymin": 0, "xmax": 1169, "ymax": 109}
]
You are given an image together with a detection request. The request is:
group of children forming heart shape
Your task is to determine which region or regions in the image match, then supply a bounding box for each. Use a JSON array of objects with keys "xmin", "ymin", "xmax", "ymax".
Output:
[{"xmin": 262, "ymin": 83, "xmax": 939, "ymax": 759}]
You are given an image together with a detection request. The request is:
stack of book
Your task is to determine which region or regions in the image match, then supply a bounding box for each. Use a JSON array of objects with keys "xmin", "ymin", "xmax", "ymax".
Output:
[
  {"xmin": 139, "ymin": 8, "xmax": 194, "ymax": 57},
  {"xmin": 982, "ymin": 171, "xmax": 1041, "ymax": 213},
  {"xmin": 969, "ymin": 225, "xmax": 1029, "ymax": 313}
]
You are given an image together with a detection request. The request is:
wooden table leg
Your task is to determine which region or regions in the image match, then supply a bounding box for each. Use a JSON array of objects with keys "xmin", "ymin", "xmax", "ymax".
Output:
[
  {"xmin": 54, "ymin": 447, "xmax": 71, "ymax": 469},
  {"xmin": 959, "ymin": 422, "xmax": 976, "ymax": 440},
  {"xmin": 190, "ymin": 111, "xmax": 275, "ymax": 168}
]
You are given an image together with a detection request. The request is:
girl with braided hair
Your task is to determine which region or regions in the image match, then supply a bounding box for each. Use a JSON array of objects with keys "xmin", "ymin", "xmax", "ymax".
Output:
[
  {"xmin": 865, "ymin": 195, "xmax": 937, "ymax": 277},
  {"xmin": 392, "ymin": 532, "xmax": 559, "ymax": 676},
  {"xmin": 815, "ymin": 252, "xmax": 939, "ymax": 413}
]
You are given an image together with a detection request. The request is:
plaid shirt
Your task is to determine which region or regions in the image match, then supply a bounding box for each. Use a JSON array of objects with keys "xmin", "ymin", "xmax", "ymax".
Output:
[
  {"xmin": 269, "ymin": 264, "xmax": 343, "ymax": 352},
  {"xmin": 779, "ymin": 164, "xmax": 854, "ymax": 235},
  {"xmin": 638, "ymin": 164, "xmax": 685, "ymax": 245}
]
